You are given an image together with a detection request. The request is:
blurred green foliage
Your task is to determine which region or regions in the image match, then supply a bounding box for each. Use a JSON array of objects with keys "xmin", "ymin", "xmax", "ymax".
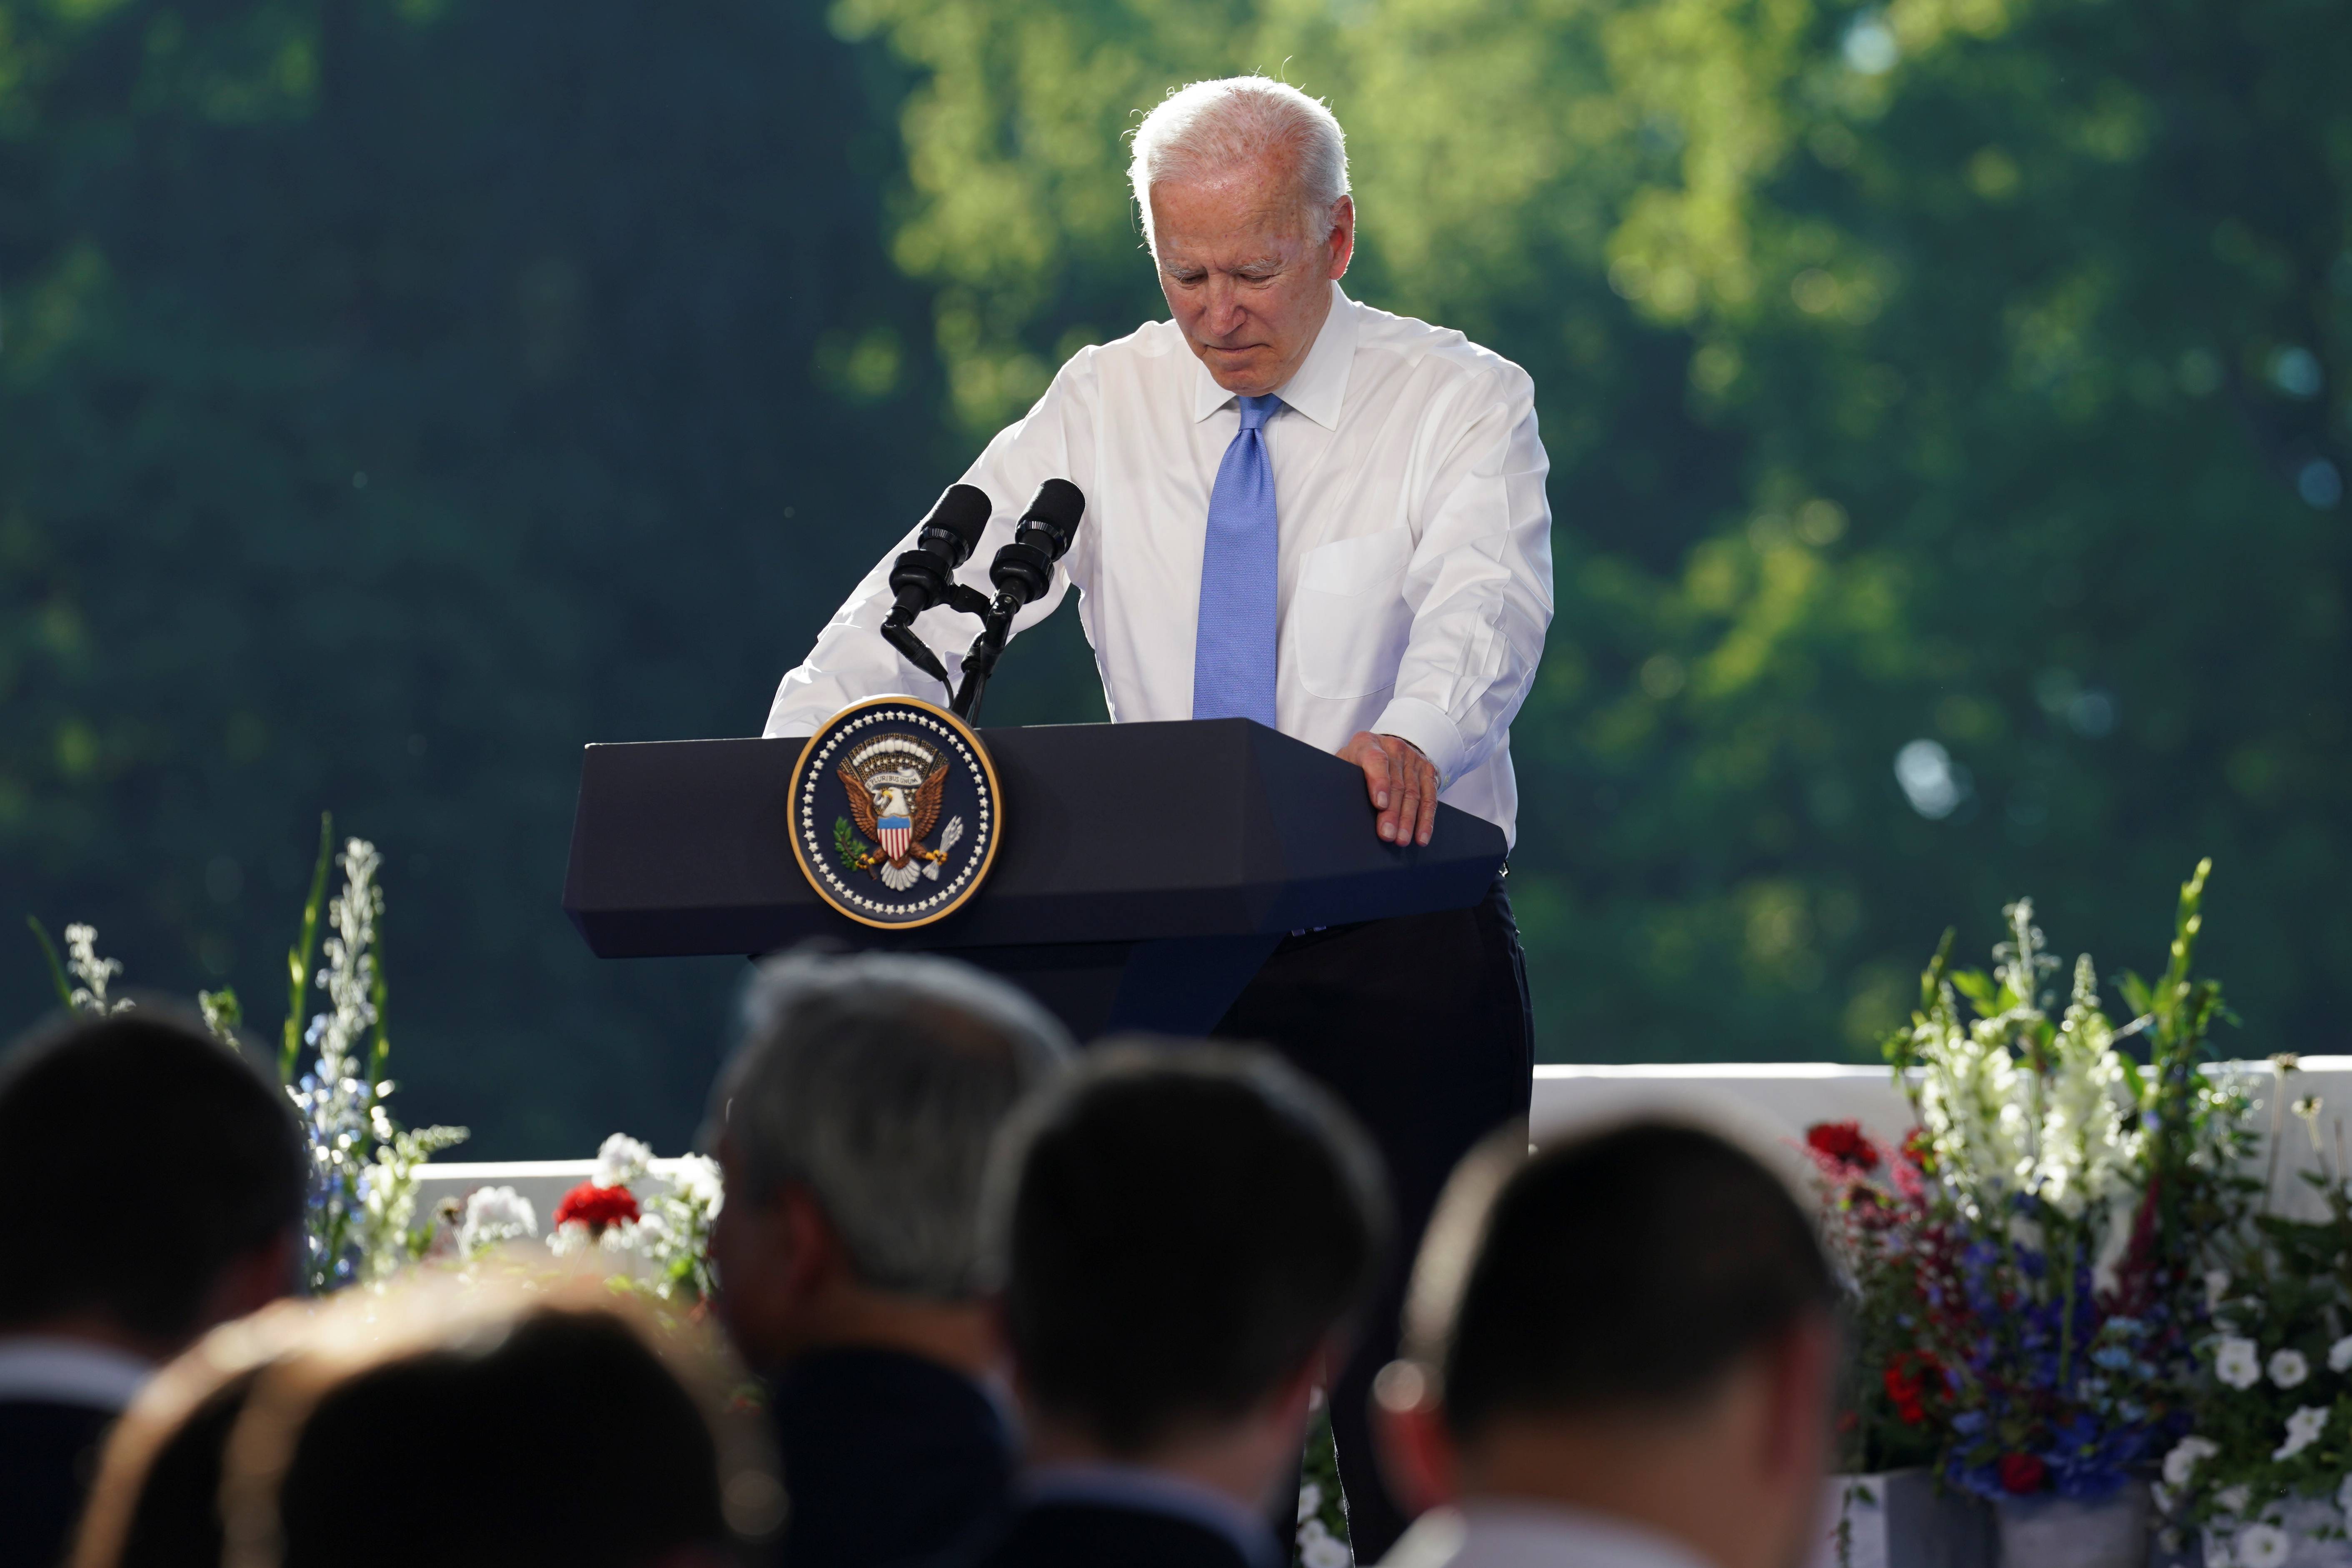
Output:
[
  {"xmin": 4, "ymin": 0, "xmax": 2348, "ymax": 1152},
  {"xmin": 841, "ymin": 0, "xmax": 2352, "ymax": 1060},
  {"xmin": 0, "ymin": 0, "xmax": 977, "ymax": 1150}
]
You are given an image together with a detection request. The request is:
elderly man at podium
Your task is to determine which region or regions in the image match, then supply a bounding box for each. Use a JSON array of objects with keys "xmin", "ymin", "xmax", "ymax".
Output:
[{"xmin": 765, "ymin": 75, "xmax": 1551, "ymax": 1556}]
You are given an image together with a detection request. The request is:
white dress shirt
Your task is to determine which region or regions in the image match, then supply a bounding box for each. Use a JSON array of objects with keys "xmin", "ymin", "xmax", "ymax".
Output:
[
  {"xmin": 1380, "ymin": 1501, "xmax": 1720, "ymax": 1568},
  {"xmin": 765, "ymin": 283, "xmax": 1554, "ymax": 844}
]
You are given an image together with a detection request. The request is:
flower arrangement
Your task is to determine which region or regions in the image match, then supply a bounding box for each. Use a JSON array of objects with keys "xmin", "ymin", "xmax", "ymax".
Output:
[
  {"xmin": 458, "ymin": 1185, "xmax": 539, "ymax": 1253},
  {"xmin": 281, "ymin": 828, "xmax": 469, "ymax": 1291},
  {"xmin": 1883, "ymin": 866, "xmax": 2257, "ymax": 1506},
  {"xmin": 541, "ymin": 1132, "xmax": 724, "ymax": 1304},
  {"xmin": 552, "ymin": 1133, "xmax": 655, "ymax": 1250},
  {"xmin": 2155, "ymin": 1062, "xmax": 2352, "ymax": 1565},
  {"xmin": 1802, "ymin": 1118, "xmax": 1947, "ymax": 1478},
  {"xmin": 1806, "ymin": 861, "xmax": 2262, "ymax": 1529},
  {"xmin": 1902, "ymin": 928, "xmax": 2172, "ymax": 1501},
  {"xmin": 29, "ymin": 843, "xmax": 733, "ymax": 1308},
  {"xmin": 28, "ymin": 814, "xmax": 468, "ymax": 1294}
]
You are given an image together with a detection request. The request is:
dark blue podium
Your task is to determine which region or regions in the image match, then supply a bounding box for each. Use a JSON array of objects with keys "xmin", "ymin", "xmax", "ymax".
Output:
[{"xmin": 562, "ymin": 717, "xmax": 1506, "ymax": 1037}]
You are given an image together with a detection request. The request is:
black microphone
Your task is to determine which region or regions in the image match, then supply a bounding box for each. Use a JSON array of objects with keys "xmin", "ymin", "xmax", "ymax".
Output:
[
  {"xmin": 952, "ymin": 479, "xmax": 1087, "ymax": 721},
  {"xmin": 886, "ymin": 484, "xmax": 994, "ymax": 625},
  {"xmin": 881, "ymin": 484, "xmax": 994, "ymax": 689},
  {"xmin": 984, "ymin": 478, "xmax": 1086, "ymax": 612}
]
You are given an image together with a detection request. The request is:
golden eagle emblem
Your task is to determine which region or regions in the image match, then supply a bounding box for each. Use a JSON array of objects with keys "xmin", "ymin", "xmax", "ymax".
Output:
[{"xmin": 834, "ymin": 733, "xmax": 965, "ymax": 892}]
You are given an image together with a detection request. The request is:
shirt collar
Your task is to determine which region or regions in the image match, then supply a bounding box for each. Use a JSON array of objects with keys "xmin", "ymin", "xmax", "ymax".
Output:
[
  {"xmin": 1024, "ymin": 1461, "xmax": 1280, "ymax": 1568},
  {"xmin": 1386, "ymin": 1500, "xmax": 1721, "ymax": 1568},
  {"xmin": 0, "ymin": 1336, "xmax": 156, "ymax": 1413},
  {"xmin": 1188, "ymin": 282, "xmax": 1358, "ymax": 432}
]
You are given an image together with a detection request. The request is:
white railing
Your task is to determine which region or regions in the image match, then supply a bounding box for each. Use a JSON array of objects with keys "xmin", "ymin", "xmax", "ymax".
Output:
[
  {"xmin": 412, "ymin": 1059, "xmax": 2352, "ymax": 1226},
  {"xmin": 1531, "ymin": 1058, "xmax": 2352, "ymax": 1224}
]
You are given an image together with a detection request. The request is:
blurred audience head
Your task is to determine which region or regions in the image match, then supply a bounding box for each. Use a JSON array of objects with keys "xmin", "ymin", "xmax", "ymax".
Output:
[
  {"xmin": 0, "ymin": 1010, "xmax": 304, "ymax": 1354},
  {"xmin": 707, "ymin": 950, "xmax": 1072, "ymax": 1372},
  {"xmin": 983, "ymin": 1041, "xmax": 1388, "ymax": 1508},
  {"xmin": 1375, "ymin": 1117, "xmax": 1838, "ymax": 1568},
  {"xmin": 67, "ymin": 1303, "xmax": 314, "ymax": 1568},
  {"xmin": 185, "ymin": 1278, "xmax": 780, "ymax": 1568}
]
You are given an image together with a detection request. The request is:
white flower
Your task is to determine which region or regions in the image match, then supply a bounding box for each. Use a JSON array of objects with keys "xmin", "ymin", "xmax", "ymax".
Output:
[
  {"xmin": 61, "ymin": 923, "xmax": 133, "ymax": 1015},
  {"xmin": 2217, "ymin": 1338, "xmax": 2263, "ymax": 1389},
  {"xmin": 2337, "ymin": 1472, "xmax": 2352, "ymax": 1517},
  {"xmin": 668, "ymin": 1154, "xmax": 725, "ymax": 1216},
  {"xmin": 1299, "ymin": 1528, "xmax": 1350, "ymax": 1568},
  {"xmin": 2028, "ymin": 959, "xmax": 2138, "ymax": 1223},
  {"xmin": 2206, "ymin": 1535, "xmax": 2237, "ymax": 1568},
  {"xmin": 1914, "ymin": 1012, "xmax": 2030, "ymax": 1209},
  {"xmin": 594, "ymin": 1133, "xmax": 654, "ymax": 1189},
  {"xmin": 2271, "ymin": 1348, "xmax": 2311, "ymax": 1389},
  {"xmin": 2151, "ymin": 1480, "xmax": 2176, "ymax": 1514},
  {"xmin": 311, "ymin": 841, "xmax": 383, "ymax": 1074},
  {"xmin": 2207, "ymin": 1269, "xmax": 2234, "ymax": 1311},
  {"xmin": 2330, "ymin": 1336, "xmax": 2352, "ymax": 1373},
  {"xmin": 2217, "ymin": 1485, "xmax": 2253, "ymax": 1517},
  {"xmin": 458, "ymin": 1185, "xmax": 537, "ymax": 1253},
  {"xmin": 2163, "ymin": 1436, "xmax": 2220, "ymax": 1487},
  {"xmin": 548, "ymin": 1219, "xmax": 592, "ymax": 1256},
  {"xmin": 2274, "ymin": 1405, "xmax": 2329, "ymax": 1461},
  {"xmin": 1296, "ymin": 1483, "xmax": 1323, "ymax": 1525},
  {"xmin": 2238, "ymin": 1523, "xmax": 2290, "ymax": 1568}
]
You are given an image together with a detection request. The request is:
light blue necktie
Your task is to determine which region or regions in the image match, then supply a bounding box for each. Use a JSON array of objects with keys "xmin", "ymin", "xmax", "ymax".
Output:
[{"xmin": 1192, "ymin": 393, "xmax": 1283, "ymax": 725}]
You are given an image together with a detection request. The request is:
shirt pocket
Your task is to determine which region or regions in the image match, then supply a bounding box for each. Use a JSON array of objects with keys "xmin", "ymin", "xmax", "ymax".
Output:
[{"xmin": 1291, "ymin": 529, "xmax": 1415, "ymax": 700}]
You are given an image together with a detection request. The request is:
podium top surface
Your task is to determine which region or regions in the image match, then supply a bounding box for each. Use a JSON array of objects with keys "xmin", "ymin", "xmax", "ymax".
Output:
[{"xmin": 563, "ymin": 718, "xmax": 1506, "ymax": 958}]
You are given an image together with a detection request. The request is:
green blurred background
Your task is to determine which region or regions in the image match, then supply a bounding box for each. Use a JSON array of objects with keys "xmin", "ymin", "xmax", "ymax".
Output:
[{"xmin": 5, "ymin": 0, "xmax": 2346, "ymax": 1154}]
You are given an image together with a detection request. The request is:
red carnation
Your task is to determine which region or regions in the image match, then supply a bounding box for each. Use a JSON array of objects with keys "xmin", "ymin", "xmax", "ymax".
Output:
[
  {"xmin": 554, "ymin": 1181, "xmax": 641, "ymax": 1236},
  {"xmin": 1997, "ymin": 1453, "xmax": 2048, "ymax": 1496},
  {"xmin": 1806, "ymin": 1120, "xmax": 1881, "ymax": 1172},
  {"xmin": 1882, "ymin": 1351, "xmax": 1940, "ymax": 1426}
]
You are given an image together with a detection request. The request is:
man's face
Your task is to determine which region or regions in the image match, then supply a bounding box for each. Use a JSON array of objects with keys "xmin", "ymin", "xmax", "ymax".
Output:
[
  {"xmin": 708, "ymin": 1136, "xmax": 803, "ymax": 1371},
  {"xmin": 1150, "ymin": 157, "xmax": 1353, "ymax": 398}
]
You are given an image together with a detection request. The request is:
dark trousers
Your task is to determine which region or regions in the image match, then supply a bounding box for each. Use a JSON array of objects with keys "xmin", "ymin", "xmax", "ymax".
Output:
[{"xmin": 1212, "ymin": 878, "xmax": 1533, "ymax": 1563}]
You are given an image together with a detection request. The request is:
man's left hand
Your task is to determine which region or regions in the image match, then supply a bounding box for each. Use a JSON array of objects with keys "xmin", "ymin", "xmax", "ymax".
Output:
[{"xmin": 1338, "ymin": 731, "xmax": 1438, "ymax": 847}]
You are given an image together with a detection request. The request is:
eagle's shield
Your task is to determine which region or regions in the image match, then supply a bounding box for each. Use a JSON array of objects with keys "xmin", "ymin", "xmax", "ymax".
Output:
[{"xmin": 879, "ymin": 816, "xmax": 913, "ymax": 863}]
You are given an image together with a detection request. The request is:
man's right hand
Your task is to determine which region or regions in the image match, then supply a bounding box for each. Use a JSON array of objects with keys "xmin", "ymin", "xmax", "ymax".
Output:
[{"xmin": 1338, "ymin": 731, "xmax": 1438, "ymax": 847}]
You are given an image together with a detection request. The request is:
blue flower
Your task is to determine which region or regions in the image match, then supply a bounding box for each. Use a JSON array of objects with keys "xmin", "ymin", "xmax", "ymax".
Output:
[{"xmin": 1948, "ymin": 1458, "xmax": 2005, "ymax": 1500}]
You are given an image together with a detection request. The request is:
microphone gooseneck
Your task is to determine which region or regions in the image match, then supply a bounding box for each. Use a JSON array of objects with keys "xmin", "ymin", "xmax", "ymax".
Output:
[
  {"xmin": 952, "ymin": 479, "xmax": 1087, "ymax": 722},
  {"xmin": 881, "ymin": 484, "xmax": 995, "ymax": 690}
]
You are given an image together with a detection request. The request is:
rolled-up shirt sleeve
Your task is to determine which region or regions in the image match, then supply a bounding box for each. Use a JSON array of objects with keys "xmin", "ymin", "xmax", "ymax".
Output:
[
  {"xmin": 1368, "ymin": 366, "xmax": 1554, "ymax": 787},
  {"xmin": 762, "ymin": 359, "xmax": 1097, "ymax": 738}
]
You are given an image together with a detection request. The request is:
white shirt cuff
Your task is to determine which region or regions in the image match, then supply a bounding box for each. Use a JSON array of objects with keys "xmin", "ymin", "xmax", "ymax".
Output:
[{"xmin": 1371, "ymin": 698, "xmax": 1467, "ymax": 788}]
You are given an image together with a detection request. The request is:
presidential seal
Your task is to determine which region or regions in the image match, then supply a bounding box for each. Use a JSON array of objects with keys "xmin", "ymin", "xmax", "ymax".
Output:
[{"xmin": 786, "ymin": 697, "xmax": 1001, "ymax": 929}]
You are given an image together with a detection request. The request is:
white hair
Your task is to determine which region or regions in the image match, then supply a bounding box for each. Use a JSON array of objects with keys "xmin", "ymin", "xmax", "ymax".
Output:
[{"xmin": 1127, "ymin": 76, "xmax": 1350, "ymax": 250}]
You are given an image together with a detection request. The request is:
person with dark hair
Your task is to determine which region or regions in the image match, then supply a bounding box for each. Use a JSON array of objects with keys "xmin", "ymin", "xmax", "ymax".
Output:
[
  {"xmin": 209, "ymin": 1278, "xmax": 781, "ymax": 1568},
  {"xmin": 1371, "ymin": 1118, "xmax": 1840, "ymax": 1568},
  {"xmin": 965, "ymin": 1042, "xmax": 1390, "ymax": 1568},
  {"xmin": 0, "ymin": 1011, "xmax": 305, "ymax": 1568},
  {"xmin": 708, "ymin": 951, "xmax": 1073, "ymax": 1568}
]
